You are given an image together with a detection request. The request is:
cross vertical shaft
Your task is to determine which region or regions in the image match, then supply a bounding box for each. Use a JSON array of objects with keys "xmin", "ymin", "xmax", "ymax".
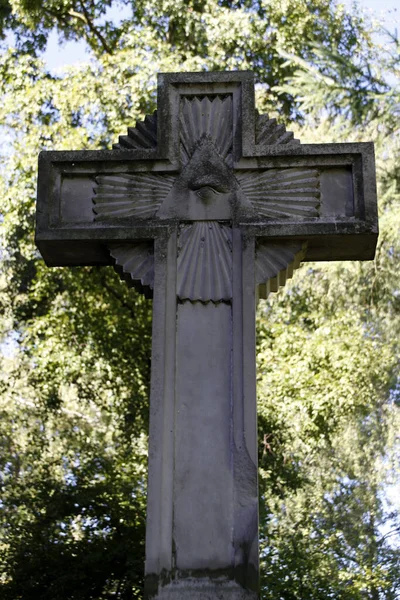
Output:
[{"xmin": 145, "ymin": 228, "xmax": 259, "ymax": 599}]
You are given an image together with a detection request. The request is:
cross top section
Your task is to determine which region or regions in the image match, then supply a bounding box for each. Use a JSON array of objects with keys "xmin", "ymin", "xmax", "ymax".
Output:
[
  {"xmin": 114, "ymin": 72, "xmax": 257, "ymax": 161},
  {"xmin": 36, "ymin": 70, "xmax": 378, "ymax": 297},
  {"xmin": 95, "ymin": 72, "xmax": 318, "ymax": 224}
]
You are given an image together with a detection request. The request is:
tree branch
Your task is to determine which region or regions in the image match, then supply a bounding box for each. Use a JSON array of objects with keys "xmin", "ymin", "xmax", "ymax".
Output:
[
  {"xmin": 42, "ymin": 5, "xmax": 113, "ymax": 55},
  {"xmin": 68, "ymin": 2, "xmax": 113, "ymax": 55}
]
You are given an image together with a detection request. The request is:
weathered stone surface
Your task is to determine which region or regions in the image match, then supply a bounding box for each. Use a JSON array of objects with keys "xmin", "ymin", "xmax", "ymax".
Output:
[
  {"xmin": 175, "ymin": 302, "xmax": 233, "ymax": 569},
  {"xmin": 256, "ymin": 241, "xmax": 307, "ymax": 298},
  {"xmin": 148, "ymin": 578, "xmax": 257, "ymax": 600},
  {"xmin": 35, "ymin": 70, "xmax": 379, "ymax": 600},
  {"xmin": 142, "ymin": 226, "xmax": 259, "ymax": 599}
]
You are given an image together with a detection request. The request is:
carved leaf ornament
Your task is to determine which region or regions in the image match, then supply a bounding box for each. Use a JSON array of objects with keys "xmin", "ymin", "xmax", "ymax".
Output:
[{"xmin": 93, "ymin": 97, "xmax": 319, "ymax": 301}]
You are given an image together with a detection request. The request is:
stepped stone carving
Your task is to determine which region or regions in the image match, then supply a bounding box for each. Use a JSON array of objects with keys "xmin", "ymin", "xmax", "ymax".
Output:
[
  {"xmin": 256, "ymin": 241, "xmax": 307, "ymax": 298},
  {"xmin": 111, "ymin": 105, "xmax": 300, "ymax": 153},
  {"xmin": 255, "ymin": 111, "xmax": 300, "ymax": 146},
  {"xmin": 109, "ymin": 242, "xmax": 154, "ymax": 297},
  {"xmin": 113, "ymin": 111, "xmax": 158, "ymax": 150}
]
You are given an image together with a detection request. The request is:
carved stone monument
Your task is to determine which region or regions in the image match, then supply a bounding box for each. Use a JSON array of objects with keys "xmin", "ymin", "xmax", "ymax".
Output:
[{"xmin": 36, "ymin": 71, "xmax": 378, "ymax": 600}]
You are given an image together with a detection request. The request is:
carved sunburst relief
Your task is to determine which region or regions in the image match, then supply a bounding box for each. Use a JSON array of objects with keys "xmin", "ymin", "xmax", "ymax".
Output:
[
  {"xmin": 94, "ymin": 95, "xmax": 320, "ymax": 300},
  {"xmin": 93, "ymin": 96, "xmax": 320, "ymax": 223},
  {"xmin": 93, "ymin": 173, "xmax": 175, "ymax": 219},
  {"xmin": 236, "ymin": 168, "xmax": 320, "ymax": 219},
  {"xmin": 177, "ymin": 222, "xmax": 232, "ymax": 302},
  {"xmin": 180, "ymin": 96, "xmax": 233, "ymax": 166}
]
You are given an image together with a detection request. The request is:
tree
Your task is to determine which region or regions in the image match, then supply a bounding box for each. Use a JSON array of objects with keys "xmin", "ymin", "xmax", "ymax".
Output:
[
  {"xmin": 256, "ymin": 19, "xmax": 400, "ymax": 598},
  {"xmin": 257, "ymin": 268, "xmax": 400, "ymax": 599},
  {"xmin": 0, "ymin": 1, "xmax": 399, "ymax": 597}
]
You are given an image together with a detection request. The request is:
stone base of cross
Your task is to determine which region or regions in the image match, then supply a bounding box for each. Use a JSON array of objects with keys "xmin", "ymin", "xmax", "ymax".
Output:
[{"xmin": 36, "ymin": 72, "xmax": 378, "ymax": 599}]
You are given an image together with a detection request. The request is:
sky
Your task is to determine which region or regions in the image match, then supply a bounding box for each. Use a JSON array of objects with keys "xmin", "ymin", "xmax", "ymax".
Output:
[
  {"xmin": 40, "ymin": 0, "xmax": 400, "ymax": 72},
  {"xmin": 41, "ymin": 3, "xmax": 130, "ymax": 71}
]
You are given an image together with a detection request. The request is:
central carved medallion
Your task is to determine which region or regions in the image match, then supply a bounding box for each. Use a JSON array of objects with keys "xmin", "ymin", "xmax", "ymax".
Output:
[{"xmin": 94, "ymin": 92, "xmax": 320, "ymax": 302}]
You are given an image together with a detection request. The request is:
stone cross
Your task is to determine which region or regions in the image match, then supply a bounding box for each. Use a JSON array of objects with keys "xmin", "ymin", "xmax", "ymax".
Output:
[{"xmin": 36, "ymin": 71, "xmax": 378, "ymax": 600}]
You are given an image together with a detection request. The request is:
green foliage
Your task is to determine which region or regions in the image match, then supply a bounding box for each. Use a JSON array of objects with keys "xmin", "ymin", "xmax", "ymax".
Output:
[
  {"xmin": 257, "ymin": 271, "xmax": 399, "ymax": 599},
  {"xmin": 275, "ymin": 24, "xmax": 400, "ymax": 127},
  {"xmin": 0, "ymin": 0, "xmax": 399, "ymax": 597},
  {"xmin": 0, "ymin": 0, "xmax": 367, "ymax": 118},
  {"xmin": 0, "ymin": 359, "xmax": 147, "ymax": 599},
  {"xmin": 1, "ymin": 0, "xmax": 133, "ymax": 54},
  {"xmin": 254, "ymin": 24, "xmax": 400, "ymax": 595}
]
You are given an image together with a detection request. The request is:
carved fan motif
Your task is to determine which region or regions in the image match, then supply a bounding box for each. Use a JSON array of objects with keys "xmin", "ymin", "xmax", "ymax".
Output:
[
  {"xmin": 177, "ymin": 222, "xmax": 232, "ymax": 303},
  {"xmin": 256, "ymin": 241, "xmax": 307, "ymax": 298},
  {"xmin": 93, "ymin": 173, "xmax": 175, "ymax": 220},
  {"xmin": 113, "ymin": 112, "xmax": 157, "ymax": 150},
  {"xmin": 180, "ymin": 96, "xmax": 233, "ymax": 165},
  {"xmin": 109, "ymin": 242, "xmax": 154, "ymax": 298},
  {"xmin": 236, "ymin": 168, "xmax": 320, "ymax": 219}
]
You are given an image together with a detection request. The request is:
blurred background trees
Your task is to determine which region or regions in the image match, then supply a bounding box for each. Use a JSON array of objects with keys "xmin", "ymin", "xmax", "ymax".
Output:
[{"xmin": 0, "ymin": 0, "xmax": 399, "ymax": 597}]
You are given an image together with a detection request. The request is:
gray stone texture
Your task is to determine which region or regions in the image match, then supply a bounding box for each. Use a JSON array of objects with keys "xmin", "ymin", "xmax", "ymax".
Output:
[
  {"xmin": 175, "ymin": 302, "xmax": 233, "ymax": 570},
  {"xmin": 35, "ymin": 71, "xmax": 379, "ymax": 600}
]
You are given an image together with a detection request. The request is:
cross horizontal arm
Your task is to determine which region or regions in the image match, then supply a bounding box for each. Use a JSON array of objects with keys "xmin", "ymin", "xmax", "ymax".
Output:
[
  {"xmin": 36, "ymin": 220, "xmax": 377, "ymax": 266},
  {"xmin": 36, "ymin": 141, "xmax": 377, "ymax": 266},
  {"xmin": 37, "ymin": 141, "xmax": 374, "ymax": 164}
]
